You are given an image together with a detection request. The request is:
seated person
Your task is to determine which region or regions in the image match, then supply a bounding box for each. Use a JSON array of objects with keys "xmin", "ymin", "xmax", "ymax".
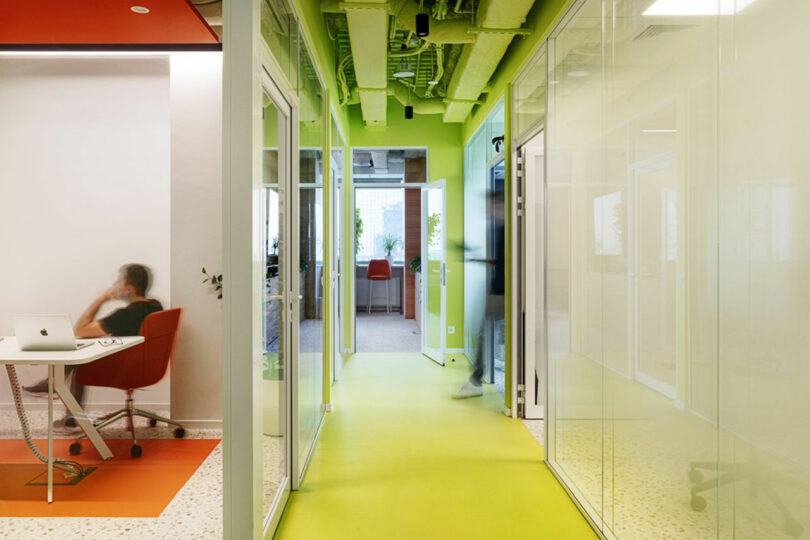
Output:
[{"xmin": 24, "ymin": 263, "xmax": 163, "ymax": 430}]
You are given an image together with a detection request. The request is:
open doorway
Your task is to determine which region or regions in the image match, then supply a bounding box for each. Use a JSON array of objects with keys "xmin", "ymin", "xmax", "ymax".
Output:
[{"xmin": 351, "ymin": 148, "xmax": 427, "ymax": 353}]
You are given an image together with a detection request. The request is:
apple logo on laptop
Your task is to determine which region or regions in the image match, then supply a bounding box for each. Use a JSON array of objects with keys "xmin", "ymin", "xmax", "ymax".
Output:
[{"xmin": 40, "ymin": 328, "xmax": 49, "ymax": 337}]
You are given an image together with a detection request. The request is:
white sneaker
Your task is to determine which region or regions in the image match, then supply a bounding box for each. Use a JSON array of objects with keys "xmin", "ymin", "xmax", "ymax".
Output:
[{"xmin": 452, "ymin": 381, "xmax": 483, "ymax": 399}]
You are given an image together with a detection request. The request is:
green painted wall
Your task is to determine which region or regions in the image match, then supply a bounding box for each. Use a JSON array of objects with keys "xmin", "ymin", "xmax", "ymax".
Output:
[{"xmin": 349, "ymin": 98, "xmax": 466, "ymax": 350}]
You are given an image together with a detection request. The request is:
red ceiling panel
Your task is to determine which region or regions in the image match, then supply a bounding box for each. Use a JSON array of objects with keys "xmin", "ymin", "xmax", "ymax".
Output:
[{"xmin": 0, "ymin": 0, "xmax": 220, "ymax": 50}]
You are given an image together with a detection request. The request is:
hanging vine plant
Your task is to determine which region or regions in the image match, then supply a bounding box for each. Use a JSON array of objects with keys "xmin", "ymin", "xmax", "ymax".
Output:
[{"xmin": 202, "ymin": 267, "xmax": 223, "ymax": 299}]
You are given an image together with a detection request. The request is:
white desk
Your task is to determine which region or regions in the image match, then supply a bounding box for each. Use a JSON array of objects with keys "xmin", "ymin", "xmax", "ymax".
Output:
[{"xmin": 0, "ymin": 336, "xmax": 144, "ymax": 502}]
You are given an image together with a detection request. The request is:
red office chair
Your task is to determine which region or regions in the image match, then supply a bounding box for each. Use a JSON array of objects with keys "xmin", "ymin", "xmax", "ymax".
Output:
[
  {"xmin": 70, "ymin": 308, "xmax": 184, "ymax": 458},
  {"xmin": 366, "ymin": 259, "xmax": 393, "ymax": 313}
]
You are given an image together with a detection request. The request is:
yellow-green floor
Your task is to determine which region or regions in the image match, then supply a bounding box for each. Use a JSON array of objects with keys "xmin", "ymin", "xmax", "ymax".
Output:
[{"xmin": 275, "ymin": 352, "xmax": 596, "ymax": 539}]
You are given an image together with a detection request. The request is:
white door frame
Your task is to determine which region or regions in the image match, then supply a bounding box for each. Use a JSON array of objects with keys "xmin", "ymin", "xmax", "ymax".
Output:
[
  {"xmin": 519, "ymin": 137, "xmax": 546, "ymax": 419},
  {"xmin": 222, "ymin": 0, "xmax": 298, "ymax": 536},
  {"xmin": 421, "ymin": 178, "xmax": 447, "ymax": 365}
]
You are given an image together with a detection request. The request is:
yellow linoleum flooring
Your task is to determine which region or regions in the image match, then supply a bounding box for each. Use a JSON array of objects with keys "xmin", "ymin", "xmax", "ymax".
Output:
[{"xmin": 275, "ymin": 352, "xmax": 596, "ymax": 540}]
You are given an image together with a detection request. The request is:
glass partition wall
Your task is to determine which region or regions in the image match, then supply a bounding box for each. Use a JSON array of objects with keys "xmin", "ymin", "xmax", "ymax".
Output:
[
  {"xmin": 331, "ymin": 118, "xmax": 346, "ymax": 381},
  {"xmin": 295, "ymin": 42, "xmax": 326, "ymax": 485},
  {"xmin": 516, "ymin": 0, "xmax": 810, "ymax": 538}
]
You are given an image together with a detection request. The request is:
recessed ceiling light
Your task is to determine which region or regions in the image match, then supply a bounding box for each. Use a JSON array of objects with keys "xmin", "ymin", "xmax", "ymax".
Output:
[
  {"xmin": 427, "ymin": 80, "xmax": 439, "ymax": 85},
  {"xmin": 643, "ymin": 0, "xmax": 758, "ymax": 16},
  {"xmin": 567, "ymin": 70, "xmax": 589, "ymax": 78},
  {"xmin": 549, "ymin": 80, "xmax": 560, "ymax": 85},
  {"xmin": 131, "ymin": 6, "xmax": 150, "ymax": 14}
]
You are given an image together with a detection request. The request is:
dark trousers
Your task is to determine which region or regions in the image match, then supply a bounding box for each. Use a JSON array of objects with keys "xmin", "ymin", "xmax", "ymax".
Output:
[{"xmin": 470, "ymin": 294, "xmax": 504, "ymax": 386}]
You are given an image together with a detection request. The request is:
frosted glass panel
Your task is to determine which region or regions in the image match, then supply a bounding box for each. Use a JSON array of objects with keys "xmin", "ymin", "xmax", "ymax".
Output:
[
  {"xmin": 544, "ymin": 0, "xmax": 810, "ymax": 538},
  {"xmin": 546, "ymin": 0, "xmax": 604, "ymax": 524},
  {"xmin": 717, "ymin": 1, "xmax": 810, "ymax": 537}
]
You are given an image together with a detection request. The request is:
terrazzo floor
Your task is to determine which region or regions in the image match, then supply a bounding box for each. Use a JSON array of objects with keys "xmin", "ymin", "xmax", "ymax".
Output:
[{"xmin": 0, "ymin": 409, "xmax": 223, "ymax": 539}]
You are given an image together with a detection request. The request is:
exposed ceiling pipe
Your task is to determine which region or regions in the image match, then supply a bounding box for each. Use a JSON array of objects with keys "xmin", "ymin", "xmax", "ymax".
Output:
[
  {"xmin": 442, "ymin": 0, "xmax": 535, "ymax": 122},
  {"xmin": 389, "ymin": 0, "xmax": 474, "ymax": 44},
  {"xmin": 388, "ymin": 83, "xmax": 446, "ymax": 115}
]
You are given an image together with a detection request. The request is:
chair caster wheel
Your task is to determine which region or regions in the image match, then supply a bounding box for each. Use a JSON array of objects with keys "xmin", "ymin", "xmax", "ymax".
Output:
[
  {"xmin": 689, "ymin": 469, "xmax": 703, "ymax": 483},
  {"xmin": 69, "ymin": 442, "xmax": 82, "ymax": 456},
  {"xmin": 173, "ymin": 427, "xmax": 186, "ymax": 439},
  {"xmin": 785, "ymin": 518, "xmax": 803, "ymax": 537},
  {"xmin": 690, "ymin": 495, "xmax": 707, "ymax": 511},
  {"xmin": 131, "ymin": 444, "xmax": 143, "ymax": 458},
  {"xmin": 148, "ymin": 418, "xmax": 158, "ymax": 427}
]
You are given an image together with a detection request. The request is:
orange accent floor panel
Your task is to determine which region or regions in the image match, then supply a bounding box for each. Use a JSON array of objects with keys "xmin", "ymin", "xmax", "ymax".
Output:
[{"xmin": 0, "ymin": 438, "xmax": 219, "ymax": 517}]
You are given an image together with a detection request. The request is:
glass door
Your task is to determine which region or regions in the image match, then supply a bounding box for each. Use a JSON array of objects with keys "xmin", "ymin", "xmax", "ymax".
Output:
[
  {"xmin": 421, "ymin": 179, "xmax": 446, "ymax": 365},
  {"xmin": 260, "ymin": 82, "xmax": 292, "ymax": 529},
  {"xmin": 486, "ymin": 160, "xmax": 506, "ymax": 390}
]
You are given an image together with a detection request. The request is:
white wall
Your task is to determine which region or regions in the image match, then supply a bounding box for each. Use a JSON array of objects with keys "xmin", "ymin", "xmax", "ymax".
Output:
[
  {"xmin": 0, "ymin": 57, "xmax": 172, "ymax": 410},
  {"xmin": 169, "ymin": 54, "xmax": 223, "ymax": 427}
]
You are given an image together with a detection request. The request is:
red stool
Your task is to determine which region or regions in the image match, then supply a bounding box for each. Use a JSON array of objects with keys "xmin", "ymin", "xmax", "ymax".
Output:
[{"xmin": 366, "ymin": 259, "xmax": 392, "ymax": 313}]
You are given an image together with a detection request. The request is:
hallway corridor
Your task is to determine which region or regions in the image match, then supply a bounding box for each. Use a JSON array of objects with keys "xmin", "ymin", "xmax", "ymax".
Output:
[{"xmin": 275, "ymin": 353, "xmax": 594, "ymax": 539}]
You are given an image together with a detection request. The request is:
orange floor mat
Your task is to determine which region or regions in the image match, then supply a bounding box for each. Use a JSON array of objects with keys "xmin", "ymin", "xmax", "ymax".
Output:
[{"xmin": 0, "ymin": 438, "xmax": 219, "ymax": 517}]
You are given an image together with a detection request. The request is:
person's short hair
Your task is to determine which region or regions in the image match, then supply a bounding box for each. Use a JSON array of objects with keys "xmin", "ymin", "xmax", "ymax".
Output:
[{"xmin": 121, "ymin": 264, "xmax": 152, "ymax": 297}]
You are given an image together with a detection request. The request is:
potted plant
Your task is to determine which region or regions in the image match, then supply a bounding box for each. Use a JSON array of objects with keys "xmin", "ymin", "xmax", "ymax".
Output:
[
  {"xmin": 355, "ymin": 208, "xmax": 363, "ymax": 256},
  {"xmin": 382, "ymin": 234, "xmax": 401, "ymax": 267},
  {"xmin": 410, "ymin": 255, "xmax": 422, "ymax": 330}
]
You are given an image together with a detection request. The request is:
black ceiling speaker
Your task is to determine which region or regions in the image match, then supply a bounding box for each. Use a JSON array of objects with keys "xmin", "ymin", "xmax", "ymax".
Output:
[
  {"xmin": 416, "ymin": 13, "xmax": 429, "ymax": 37},
  {"xmin": 405, "ymin": 105, "xmax": 414, "ymax": 119}
]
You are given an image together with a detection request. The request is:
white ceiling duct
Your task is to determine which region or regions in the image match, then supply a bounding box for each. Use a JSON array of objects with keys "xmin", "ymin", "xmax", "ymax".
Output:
[
  {"xmin": 343, "ymin": 0, "xmax": 390, "ymax": 126},
  {"xmin": 370, "ymin": 150, "xmax": 389, "ymax": 172},
  {"xmin": 443, "ymin": 0, "xmax": 535, "ymax": 122}
]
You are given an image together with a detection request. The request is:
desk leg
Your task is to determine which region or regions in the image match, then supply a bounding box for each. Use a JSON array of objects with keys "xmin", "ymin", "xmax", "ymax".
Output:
[
  {"xmin": 53, "ymin": 365, "xmax": 113, "ymax": 460},
  {"xmin": 47, "ymin": 365, "xmax": 54, "ymax": 504}
]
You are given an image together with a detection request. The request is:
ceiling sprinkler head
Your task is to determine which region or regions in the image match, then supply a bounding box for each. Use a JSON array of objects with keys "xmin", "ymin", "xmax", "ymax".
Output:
[{"xmin": 393, "ymin": 60, "xmax": 415, "ymax": 79}]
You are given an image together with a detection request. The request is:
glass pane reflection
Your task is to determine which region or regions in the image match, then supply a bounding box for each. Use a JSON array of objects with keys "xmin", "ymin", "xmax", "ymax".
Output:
[{"xmin": 261, "ymin": 92, "xmax": 286, "ymax": 517}]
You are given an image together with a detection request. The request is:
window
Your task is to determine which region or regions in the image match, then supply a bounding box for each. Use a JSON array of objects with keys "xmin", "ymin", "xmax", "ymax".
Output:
[{"xmin": 355, "ymin": 188, "xmax": 405, "ymax": 263}]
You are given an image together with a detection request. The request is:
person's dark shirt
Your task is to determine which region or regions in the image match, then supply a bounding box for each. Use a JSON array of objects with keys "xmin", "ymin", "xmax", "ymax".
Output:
[
  {"xmin": 490, "ymin": 223, "xmax": 505, "ymax": 296},
  {"xmin": 100, "ymin": 299, "xmax": 163, "ymax": 336}
]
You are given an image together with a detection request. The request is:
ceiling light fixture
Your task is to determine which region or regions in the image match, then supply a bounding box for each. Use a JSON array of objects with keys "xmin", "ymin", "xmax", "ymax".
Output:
[
  {"xmin": 642, "ymin": 129, "xmax": 677, "ymax": 133},
  {"xmin": 130, "ymin": 6, "xmax": 150, "ymax": 14},
  {"xmin": 416, "ymin": 13, "xmax": 430, "ymax": 37},
  {"xmin": 567, "ymin": 70, "xmax": 589, "ymax": 78},
  {"xmin": 643, "ymin": 0, "xmax": 758, "ymax": 16},
  {"xmin": 393, "ymin": 59, "xmax": 415, "ymax": 79},
  {"xmin": 427, "ymin": 80, "xmax": 439, "ymax": 85}
]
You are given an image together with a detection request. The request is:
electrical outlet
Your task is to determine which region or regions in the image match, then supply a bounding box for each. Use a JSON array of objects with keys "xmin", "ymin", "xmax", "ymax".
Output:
[{"xmin": 447, "ymin": 326, "xmax": 455, "ymax": 335}]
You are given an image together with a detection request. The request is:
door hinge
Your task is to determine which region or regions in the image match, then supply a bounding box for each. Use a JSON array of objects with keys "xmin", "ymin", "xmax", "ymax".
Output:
[{"xmin": 516, "ymin": 383, "xmax": 526, "ymax": 404}]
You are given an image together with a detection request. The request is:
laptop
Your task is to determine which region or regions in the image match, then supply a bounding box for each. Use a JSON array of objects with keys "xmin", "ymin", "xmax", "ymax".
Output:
[{"xmin": 13, "ymin": 314, "xmax": 94, "ymax": 351}]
